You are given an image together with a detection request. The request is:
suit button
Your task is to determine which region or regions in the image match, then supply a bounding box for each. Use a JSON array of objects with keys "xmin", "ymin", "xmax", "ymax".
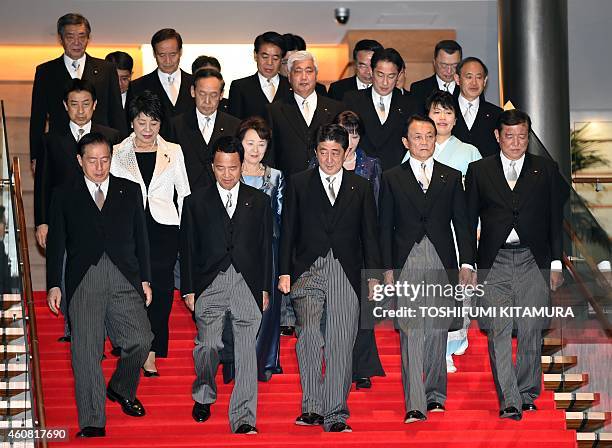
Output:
[{"xmin": 513, "ymin": 211, "xmax": 519, "ymax": 217}]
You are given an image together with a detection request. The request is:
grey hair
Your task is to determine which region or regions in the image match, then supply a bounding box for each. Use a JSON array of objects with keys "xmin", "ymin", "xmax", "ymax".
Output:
[{"xmin": 287, "ymin": 50, "xmax": 318, "ymax": 73}]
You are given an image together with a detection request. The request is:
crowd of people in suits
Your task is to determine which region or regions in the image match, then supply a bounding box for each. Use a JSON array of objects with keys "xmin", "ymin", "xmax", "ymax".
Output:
[{"xmin": 34, "ymin": 12, "xmax": 565, "ymax": 438}]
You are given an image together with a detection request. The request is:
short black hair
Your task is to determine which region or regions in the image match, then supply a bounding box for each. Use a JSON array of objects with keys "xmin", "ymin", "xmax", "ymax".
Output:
[
  {"xmin": 192, "ymin": 55, "xmax": 221, "ymax": 73},
  {"xmin": 57, "ymin": 13, "xmax": 91, "ymax": 38},
  {"xmin": 456, "ymin": 56, "xmax": 488, "ymax": 77},
  {"xmin": 128, "ymin": 91, "xmax": 164, "ymax": 123},
  {"xmin": 283, "ymin": 33, "xmax": 307, "ymax": 52},
  {"xmin": 63, "ymin": 78, "xmax": 97, "ymax": 103},
  {"xmin": 352, "ymin": 39, "xmax": 384, "ymax": 61},
  {"xmin": 77, "ymin": 132, "xmax": 112, "ymax": 157},
  {"xmin": 237, "ymin": 117, "xmax": 272, "ymax": 143},
  {"xmin": 434, "ymin": 40, "xmax": 462, "ymax": 59},
  {"xmin": 371, "ymin": 48, "xmax": 405, "ymax": 72},
  {"xmin": 151, "ymin": 28, "xmax": 183, "ymax": 52},
  {"xmin": 192, "ymin": 68, "xmax": 225, "ymax": 92},
  {"xmin": 254, "ymin": 31, "xmax": 287, "ymax": 57},
  {"xmin": 212, "ymin": 136, "xmax": 244, "ymax": 163},
  {"xmin": 334, "ymin": 110, "xmax": 364, "ymax": 137},
  {"xmin": 403, "ymin": 114, "xmax": 437, "ymax": 136},
  {"xmin": 105, "ymin": 51, "xmax": 134, "ymax": 72},
  {"xmin": 497, "ymin": 109, "xmax": 532, "ymax": 132},
  {"xmin": 425, "ymin": 91, "xmax": 457, "ymax": 115},
  {"xmin": 316, "ymin": 124, "xmax": 349, "ymax": 151}
]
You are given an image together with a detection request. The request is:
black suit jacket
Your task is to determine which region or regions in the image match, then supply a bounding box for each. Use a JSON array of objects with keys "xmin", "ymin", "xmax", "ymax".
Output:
[
  {"xmin": 34, "ymin": 124, "xmax": 121, "ymax": 226},
  {"xmin": 279, "ymin": 169, "xmax": 381, "ymax": 297},
  {"xmin": 228, "ymin": 73, "xmax": 291, "ymax": 120},
  {"xmin": 180, "ymin": 183, "xmax": 273, "ymax": 310},
  {"xmin": 452, "ymin": 98, "xmax": 502, "ymax": 158},
  {"xmin": 266, "ymin": 94, "xmax": 344, "ymax": 176},
  {"xmin": 343, "ymin": 87, "xmax": 421, "ymax": 171},
  {"xmin": 328, "ymin": 76, "xmax": 358, "ymax": 101},
  {"xmin": 29, "ymin": 54, "xmax": 127, "ymax": 161},
  {"xmin": 168, "ymin": 109, "xmax": 240, "ymax": 190},
  {"xmin": 128, "ymin": 69, "xmax": 195, "ymax": 139},
  {"xmin": 409, "ymin": 74, "xmax": 460, "ymax": 112},
  {"xmin": 465, "ymin": 153, "xmax": 563, "ymax": 270},
  {"xmin": 379, "ymin": 160, "xmax": 474, "ymax": 272},
  {"xmin": 46, "ymin": 175, "xmax": 151, "ymax": 302}
]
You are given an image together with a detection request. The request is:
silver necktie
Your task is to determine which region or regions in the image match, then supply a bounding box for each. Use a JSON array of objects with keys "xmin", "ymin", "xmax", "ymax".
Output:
[
  {"xmin": 326, "ymin": 176, "xmax": 336, "ymax": 204},
  {"xmin": 507, "ymin": 160, "xmax": 518, "ymax": 183},
  {"xmin": 77, "ymin": 128, "xmax": 85, "ymax": 142},
  {"xmin": 419, "ymin": 162, "xmax": 430, "ymax": 192},
  {"xmin": 94, "ymin": 184, "xmax": 105, "ymax": 210},
  {"xmin": 71, "ymin": 59, "xmax": 81, "ymax": 78},
  {"xmin": 225, "ymin": 191, "xmax": 233, "ymax": 210}
]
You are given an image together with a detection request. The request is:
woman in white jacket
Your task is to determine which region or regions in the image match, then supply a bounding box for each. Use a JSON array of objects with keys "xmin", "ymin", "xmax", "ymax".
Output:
[{"xmin": 111, "ymin": 91, "xmax": 190, "ymax": 376}]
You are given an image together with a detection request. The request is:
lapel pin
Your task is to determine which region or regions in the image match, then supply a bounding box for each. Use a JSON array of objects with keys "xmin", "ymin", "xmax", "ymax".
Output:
[
  {"xmin": 220, "ymin": 127, "xmax": 224, "ymax": 132},
  {"xmin": 351, "ymin": 186, "xmax": 355, "ymax": 190},
  {"xmin": 533, "ymin": 170, "xmax": 539, "ymax": 173},
  {"xmin": 164, "ymin": 153, "xmax": 170, "ymax": 163},
  {"xmin": 93, "ymin": 68, "xmax": 99, "ymax": 75}
]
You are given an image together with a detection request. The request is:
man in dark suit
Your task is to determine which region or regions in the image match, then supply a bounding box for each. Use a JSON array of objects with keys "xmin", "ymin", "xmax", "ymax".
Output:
[
  {"xmin": 169, "ymin": 69, "xmax": 240, "ymax": 191},
  {"xmin": 266, "ymin": 51, "xmax": 344, "ymax": 176},
  {"xmin": 228, "ymin": 31, "xmax": 291, "ymax": 120},
  {"xmin": 46, "ymin": 133, "xmax": 153, "ymax": 438},
  {"xmin": 328, "ymin": 39, "xmax": 383, "ymax": 101},
  {"xmin": 344, "ymin": 48, "xmax": 421, "ymax": 170},
  {"xmin": 380, "ymin": 115, "xmax": 475, "ymax": 423},
  {"xmin": 280, "ymin": 33, "xmax": 328, "ymax": 96},
  {"xmin": 465, "ymin": 109, "xmax": 564, "ymax": 421},
  {"xmin": 191, "ymin": 55, "xmax": 230, "ymax": 114},
  {"xmin": 180, "ymin": 137, "xmax": 272, "ymax": 435},
  {"xmin": 129, "ymin": 28, "xmax": 194, "ymax": 139},
  {"xmin": 29, "ymin": 13, "xmax": 126, "ymax": 165},
  {"xmin": 410, "ymin": 40, "xmax": 462, "ymax": 108},
  {"xmin": 105, "ymin": 51, "xmax": 133, "ymax": 111},
  {"xmin": 278, "ymin": 124, "xmax": 381, "ymax": 433},
  {"xmin": 452, "ymin": 57, "xmax": 502, "ymax": 158}
]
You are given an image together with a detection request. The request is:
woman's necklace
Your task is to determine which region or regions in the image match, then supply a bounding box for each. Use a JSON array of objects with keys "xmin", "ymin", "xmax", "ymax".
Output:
[
  {"xmin": 133, "ymin": 137, "xmax": 157, "ymax": 152},
  {"xmin": 243, "ymin": 162, "xmax": 265, "ymax": 176}
]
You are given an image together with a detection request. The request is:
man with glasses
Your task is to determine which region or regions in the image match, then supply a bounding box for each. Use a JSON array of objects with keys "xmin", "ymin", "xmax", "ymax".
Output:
[{"xmin": 328, "ymin": 39, "xmax": 383, "ymax": 101}]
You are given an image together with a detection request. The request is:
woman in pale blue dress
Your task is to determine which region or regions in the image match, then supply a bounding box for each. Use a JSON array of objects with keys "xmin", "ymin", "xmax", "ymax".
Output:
[
  {"xmin": 401, "ymin": 91, "xmax": 481, "ymax": 372},
  {"xmin": 239, "ymin": 116, "xmax": 285, "ymax": 381}
]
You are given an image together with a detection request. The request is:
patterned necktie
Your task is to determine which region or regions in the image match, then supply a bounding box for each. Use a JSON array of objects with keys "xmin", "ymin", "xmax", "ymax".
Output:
[
  {"xmin": 377, "ymin": 96, "xmax": 387, "ymax": 122},
  {"xmin": 77, "ymin": 128, "xmax": 85, "ymax": 142},
  {"xmin": 202, "ymin": 117, "xmax": 212, "ymax": 144},
  {"xmin": 225, "ymin": 191, "xmax": 233, "ymax": 210},
  {"xmin": 71, "ymin": 60, "xmax": 81, "ymax": 78},
  {"xmin": 94, "ymin": 184, "xmax": 105, "ymax": 210},
  {"xmin": 326, "ymin": 176, "xmax": 336, "ymax": 205},
  {"xmin": 168, "ymin": 75, "xmax": 179, "ymax": 105},
  {"xmin": 464, "ymin": 102, "xmax": 475, "ymax": 129},
  {"xmin": 419, "ymin": 162, "xmax": 430, "ymax": 192},
  {"xmin": 506, "ymin": 160, "xmax": 518, "ymax": 189},
  {"xmin": 443, "ymin": 82, "xmax": 449, "ymax": 92},
  {"xmin": 267, "ymin": 79, "xmax": 276, "ymax": 102},
  {"xmin": 302, "ymin": 99, "xmax": 311, "ymax": 125}
]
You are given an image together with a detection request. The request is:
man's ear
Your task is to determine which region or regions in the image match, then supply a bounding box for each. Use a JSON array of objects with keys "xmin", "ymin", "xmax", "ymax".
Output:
[
  {"xmin": 494, "ymin": 129, "xmax": 500, "ymax": 143},
  {"xmin": 92, "ymin": 100, "xmax": 97, "ymax": 111},
  {"xmin": 77, "ymin": 154, "xmax": 83, "ymax": 168},
  {"xmin": 190, "ymin": 85, "xmax": 195, "ymax": 99},
  {"xmin": 401, "ymin": 136, "xmax": 410, "ymax": 150},
  {"xmin": 63, "ymin": 101, "xmax": 69, "ymax": 112}
]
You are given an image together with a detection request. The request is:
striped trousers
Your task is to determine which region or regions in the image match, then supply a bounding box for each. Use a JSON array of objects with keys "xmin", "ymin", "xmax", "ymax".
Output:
[
  {"xmin": 69, "ymin": 253, "xmax": 153, "ymax": 429},
  {"xmin": 290, "ymin": 250, "xmax": 359, "ymax": 431},
  {"xmin": 192, "ymin": 265, "xmax": 262, "ymax": 432}
]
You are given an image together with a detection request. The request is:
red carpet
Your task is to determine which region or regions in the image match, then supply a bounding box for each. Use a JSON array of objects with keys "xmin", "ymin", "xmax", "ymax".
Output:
[{"xmin": 32, "ymin": 291, "xmax": 577, "ymax": 447}]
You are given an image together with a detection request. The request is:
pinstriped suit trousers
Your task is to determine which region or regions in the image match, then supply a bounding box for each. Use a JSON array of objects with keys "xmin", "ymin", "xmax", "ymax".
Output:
[
  {"xmin": 397, "ymin": 237, "xmax": 450, "ymax": 415},
  {"xmin": 192, "ymin": 265, "xmax": 262, "ymax": 432},
  {"xmin": 290, "ymin": 250, "xmax": 359, "ymax": 431},
  {"xmin": 69, "ymin": 253, "xmax": 153, "ymax": 429}
]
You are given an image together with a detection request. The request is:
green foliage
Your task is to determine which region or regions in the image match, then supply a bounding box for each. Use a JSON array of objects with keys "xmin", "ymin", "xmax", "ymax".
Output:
[{"xmin": 571, "ymin": 123, "xmax": 611, "ymax": 174}]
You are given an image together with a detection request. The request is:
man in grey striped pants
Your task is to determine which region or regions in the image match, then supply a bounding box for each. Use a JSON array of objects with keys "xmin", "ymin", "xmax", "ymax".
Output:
[{"xmin": 279, "ymin": 124, "xmax": 381, "ymax": 432}]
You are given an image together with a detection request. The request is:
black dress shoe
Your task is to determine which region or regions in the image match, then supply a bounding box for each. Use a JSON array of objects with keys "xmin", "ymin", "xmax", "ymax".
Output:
[
  {"xmin": 111, "ymin": 347, "xmax": 122, "ymax": 357},
  {"xmin": 355, "ymin": 377, "xmax": 372, "ymax": 389},
  {"xmin": 234, "ymin": 423, "xmax": 258, "ymax": 434},
  {"xmin": 142, "ymin": 367, "xmax": 160, "ymax": 377},
  {"xmin": 222, "ymin": 362, "xmax": 235, "ymax": 384},
  {"xmin": 57, "ymin": 335, "xmax": 71, "ymax": 343},
  {"xmin": 106, "ymin": 386, "xmax": 145, "ymax": 417},
  {"xmin": 76, "ymin": 426, "xmax": 105, "ymax": 437},
  {"xmin": 192, "ymin": 402, "xmax": 211, "ymax": 423},
  {"xmin": 328, "ymin": 422, "xmax": 352, "ymax": 432},
  {"xmin": 522, "ymin": 403, "xmax": 537, "ymax": 411},
  {"xmin": 280, "ymin": 326, "xmax": 295, "ymax": 336},
  {"xmin": 404, "ymin": 410, "xmax": 427, "ymax": 423},
  {"xmin": 427, "ymin": 402, "xmax": 445, "ymax": 412},
  {"xmin": 295, "ymin": 412, "xmax": 324, "ymax": 426},
  {"xmin": 499, "ymin": 406, "xmax": 522, "ymax": 420}
]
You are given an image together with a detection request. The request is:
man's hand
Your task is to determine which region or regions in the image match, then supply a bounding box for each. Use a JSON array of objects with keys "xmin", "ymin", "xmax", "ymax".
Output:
[
  {"xmin": 458, "ymin": 267, "xmax": 476, "ymax": 286},
  {"xmin": 184, "ymin": 293, "xmax": 195, "ymax": 312},
  {"xmin": 550, "ymin": 270, "xmax": 564, "ymax": 291},
  {"xmin": 278, "ymin": 275, "xmax": 291, "ymax": 294},
  {"xmin": 142, "ymin": 282, "xmax": 153, "ymax": 306},
  {"xmin": 367, "ymin": 278, "xmax": 380, "ymax": 301},
  {"xmin": 383, "ymin": 270, "xmax": 394, "ymax": 285},
  {"xmin": 35, "ymin": 224, "xmax": 48, "ymax": 249},
  {"xmin": 47, "ymin": 287, "xmax": 62, "ymax": 315},
  {"xmin": 262, "ymin": 291, "xmax": 270, "ymax": 311}
]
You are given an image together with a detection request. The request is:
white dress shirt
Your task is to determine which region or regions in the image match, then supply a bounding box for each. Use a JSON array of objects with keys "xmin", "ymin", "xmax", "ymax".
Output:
[
  {"xmin": 158, "ymin": 68, "xmax": 181, "ymax": 103},
  {"xmin": 84, "ymin": 175, "xmax": 109, "ymax": 202},
  {"xmin": 436, "ymin": 75, "xmax": 456, "ymax": 94},
  {"xmin": 356, "ymin": 77, "xmax": 370, "ymax": 90},
  {"xmin": 196, "ymin": 109, "xmax": 217, "ymax": 144},
  {"xmin": 408, "ymin": 155, "xmax": 434, "ymax": 190},
  {"xmin": 64, "ymin": 54, "xmax": 86, "ymax": 79},
  {"xmin": 217, "ymin": 181, "xmax": 240, "ymax": 218},
  {"xmin": 69, "ymin": 121, "xmax": 92, "ymax": 142},
  {"xmin": 458, "ymin": 94, "xmax": 480, "ymax": 130},
  {"xmin": 371, "ymin": 89, "xmax": 392, "ymax": 124},
  {"xmin": 258, "ymin": 72, "xmax": 280, "ymax": 103},
  {"xmin": 295, "ymin": 91, "xmax": 317, "ymax": 126},
  {"xmin": 319, "ymin": 168, "xmax": 343, "ymax": 205},
  {"xmin": 499, "ymin": 151, "xmax": 561, "ymax": 270}
]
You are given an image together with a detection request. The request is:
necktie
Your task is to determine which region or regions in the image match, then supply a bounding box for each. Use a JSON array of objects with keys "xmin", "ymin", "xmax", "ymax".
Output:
[
  {"xmin": 267, "ymin": 79, "xmax": 276, "ymax": 102},
  {"xmin": 326, "ymin": 176, "xmax": 336, "ymax": 205},
  {"xmin": 506, "ymin": 160, "xmax": 518, "ymax": 189},
  {"xmin": 419, "ymin": 162, "xmax": 430, "ymax": 192},
  {"xmin": 77, "ymin": 128, "xmax": 85, "ymax": 142},
  {"xmin": 225, "ymin": 191, "xmax": 233, "ymax": 212},
  {"xmin": 202, "ymin": 116, "xmax": 212, "ymax": 144},
  {"xmin": 94, "ymin": 184, "xmax": 105, "ymax": 210},
  {"xmin": 377, "ymin": 96, "xmax": 387, "ymax": 122},
  {"xmin": 443, "ymin": 82, "xmax": 449, "ymax": 92},
  {"xmin": 464, "ymin": 102, "xmax": 475, "ymax": 129},
  {"xmin": 71, "ymin": 60, "xmax": 81, "ymax": 78},
  {"xmin": 168, "ymin": 75, "xmax": 179, "ymax": 105},
  {"xmin": 302, "ymin": 99, "xmax": 311, "ymax": 125}
]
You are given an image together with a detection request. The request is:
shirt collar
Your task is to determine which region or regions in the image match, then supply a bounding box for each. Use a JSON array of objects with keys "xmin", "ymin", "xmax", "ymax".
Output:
[
  {"xmin": 458, "ymin": 93, "xmax": 480, "ymax": 111},
  {"xmin": 258, "ymin": 72, "xmax": 279, "ymax": 87},
  {"xmin": 84, "ymin": 175, "xmax": 110, "ymax": 195},
  {"xmin": 356, "ymin": 77, "xmax": 370, "ymax": 90},
  {"xmin": 294, "ymin": 90, "xmax": 317, "ymax": 106},
  {"xmin": 372, "ymin": 88, "xmax": 393, "ymax": 108},
  {"xmin": 158, "ymin": 68, "xmax": 181, "ymax": 84},
  {"xmin": 499, "ymin": 151, "xmax": 526, "ymax": 172},
  {"xmin": 435, "ymin": 74, "xmax": 455, "ymax": 92},
  {"xmin": 318, "ymin": 167, "xmax": 343, "ymax": 185},
  {"xmin": 69, "ymin": 121, "xmax": 92, "ymax": 139},
  {"xmin": 408, "ymin": 155, "xmax": 434, "ymax": 174},
  {"xmin": 64, "ymin": 53, "xmax": 86, "ymax": 69},
  {"xmin": 196, "ymin": 108, "xmax": 217, "ymax": 128},
  {"xmin": 217, "ymin": 181, "xmax": 240, "ymax": 198}
]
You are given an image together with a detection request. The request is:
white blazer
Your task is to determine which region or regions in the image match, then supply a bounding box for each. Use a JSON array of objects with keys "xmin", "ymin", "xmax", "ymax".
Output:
[{"xmin": 111, "ymin": 133, "xmax": 191, "ymax": 226}]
